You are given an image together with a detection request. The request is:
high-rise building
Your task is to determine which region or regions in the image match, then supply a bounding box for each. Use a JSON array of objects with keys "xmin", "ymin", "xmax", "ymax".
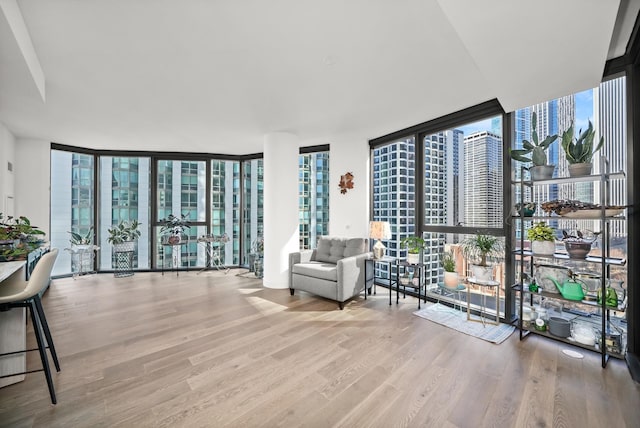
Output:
[
  {"xmin": 594, "ymin": 76, "xmax": 627, "ymax": 242},
  {"xmin": 463, "ymin": 131, "xmax": 503, "ymax": 228},
  {"xmin": 299, "ymin": 152, "xmax": 330, "ymax": 249}
]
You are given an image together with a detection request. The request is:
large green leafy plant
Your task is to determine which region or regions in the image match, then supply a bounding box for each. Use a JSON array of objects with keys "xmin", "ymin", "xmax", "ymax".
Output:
[
  {"xmin": 561, "ymin": 120, "xmax": 604, "ymax": 164},
  {"xmin": 510, "ymin": 112, "xmax": 558, "ymax": 166},
  {"xmin": 107, "ymin": 220, "xmax": 141, "ymax": 244}
]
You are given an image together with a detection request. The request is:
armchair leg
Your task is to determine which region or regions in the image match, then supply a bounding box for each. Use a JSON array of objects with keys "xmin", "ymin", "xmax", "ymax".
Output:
[
  {"xmin": 289, "ymin": 288, "xmax": 294, "ymax": 296},
  {"xmin": 339, "ymin": 302, "xmax": 344, "ymax": 310}
]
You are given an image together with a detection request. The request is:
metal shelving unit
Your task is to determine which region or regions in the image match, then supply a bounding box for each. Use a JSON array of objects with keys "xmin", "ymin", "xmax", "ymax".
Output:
[{"xmin": 512, "ymin": 157, "xmax": 627, "ymax": 368}]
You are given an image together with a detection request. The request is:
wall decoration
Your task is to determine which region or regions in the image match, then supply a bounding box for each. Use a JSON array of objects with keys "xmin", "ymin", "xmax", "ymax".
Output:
[{"xmin": 339, "ymin": 172, "xmax": 354, "ymax": 194}]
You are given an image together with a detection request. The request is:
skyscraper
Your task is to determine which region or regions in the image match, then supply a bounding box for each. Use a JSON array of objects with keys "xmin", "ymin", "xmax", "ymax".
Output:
[{"xmin": 463, "ymin": 131, "xmax": 503, "ymax": 228}]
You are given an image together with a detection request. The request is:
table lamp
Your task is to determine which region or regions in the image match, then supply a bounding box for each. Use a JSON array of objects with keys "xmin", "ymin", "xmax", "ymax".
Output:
[{"xmin": 369, "ymin": 221, "xmax": 391, "ymax": 259}]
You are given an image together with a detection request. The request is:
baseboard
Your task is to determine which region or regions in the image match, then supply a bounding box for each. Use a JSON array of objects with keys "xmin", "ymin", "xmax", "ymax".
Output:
[{"xmin": 625, "ymin": 351, "xmax": 640, "ymax": 383}]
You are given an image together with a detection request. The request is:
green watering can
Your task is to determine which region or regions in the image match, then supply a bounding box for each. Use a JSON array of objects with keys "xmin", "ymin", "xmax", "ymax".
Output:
[{"xmin": 546, "ymin": 275, "xmax": 587, "ymax": 301}]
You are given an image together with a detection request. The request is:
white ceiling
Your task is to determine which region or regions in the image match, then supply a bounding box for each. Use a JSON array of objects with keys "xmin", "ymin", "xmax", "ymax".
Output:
[{"xmin": 0, "ymin": 0, "xmax": 636, "ymax": 155}]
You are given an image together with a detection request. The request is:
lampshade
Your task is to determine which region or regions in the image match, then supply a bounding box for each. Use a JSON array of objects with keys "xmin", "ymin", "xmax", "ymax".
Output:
[{"xmin": 369, "ymin": 221, "xmax": 391, "ymax": 240}]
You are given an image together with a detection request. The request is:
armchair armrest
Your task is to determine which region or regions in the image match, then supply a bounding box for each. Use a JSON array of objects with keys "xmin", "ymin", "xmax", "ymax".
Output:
[
  {"xmin": 336, "ymin": 252, "xmax": 372, "ymax": 301},
  {"xmin": 289, "ymin": 250, "xmax": 315, "ymax": 288}
]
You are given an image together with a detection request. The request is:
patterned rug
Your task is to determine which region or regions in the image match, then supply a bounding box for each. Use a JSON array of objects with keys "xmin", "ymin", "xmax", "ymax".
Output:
[{"xmin": 413, "ymin": 303, "xmax": 515, "ymax": 344}]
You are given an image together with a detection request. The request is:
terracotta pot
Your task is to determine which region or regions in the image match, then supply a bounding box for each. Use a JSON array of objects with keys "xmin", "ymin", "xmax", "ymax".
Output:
[{"xmin": 444, "ymin": 271, "xmax": 459, "ymax": 288}]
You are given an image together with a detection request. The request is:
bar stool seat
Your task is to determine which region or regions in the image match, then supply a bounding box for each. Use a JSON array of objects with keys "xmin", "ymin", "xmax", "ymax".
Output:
[{"xmin": 0, "ymin": 249, "xmax": 60, "ymax": 404}]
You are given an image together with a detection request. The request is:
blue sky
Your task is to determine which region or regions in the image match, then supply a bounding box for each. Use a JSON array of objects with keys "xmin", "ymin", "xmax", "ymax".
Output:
[{"xmin": 456, "ymin": 88, "xmax": 595, "ymax": 137}]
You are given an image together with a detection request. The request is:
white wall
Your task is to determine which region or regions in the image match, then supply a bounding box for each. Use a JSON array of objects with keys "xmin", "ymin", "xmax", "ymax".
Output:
[
  {"xmin": 15, "ymin": 139, "xmax": 50, "ymax": 237},
  {"xmin": 0, "ymin": 122, "xmax": 16, "ymax": 217},
  {"xmin": 328, "ymin": 134, "xmax": 370, "ymax": 238}
]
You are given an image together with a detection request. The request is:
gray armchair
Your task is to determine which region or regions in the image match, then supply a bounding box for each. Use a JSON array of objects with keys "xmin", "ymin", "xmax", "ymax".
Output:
[{"xmin": 289, "ymin": 236, "xmax": 371, "ymax": 309}]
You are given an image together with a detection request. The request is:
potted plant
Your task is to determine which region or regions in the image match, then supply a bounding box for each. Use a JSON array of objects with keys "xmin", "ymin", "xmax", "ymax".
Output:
[
  {"xmin": 400, "ymin": 235, "xmax": 426, "ymax": 264},
  {"xmin": 561, "ymin": 120, "xmax": 604, "ymax": 177},
  {"xmin": 440, "ymin": 250, "xmax": 458, "ymax": 288},
  {"xmin": 460, "ymin": 234, "xmax": 504, "ymax": 281},
  {"xmin": 527, "ymin": 222, "xmax": 556, "ymax": 256},
  {"xmin": 510, "ymin": 112, "xmax": 558, "ymax": 180},
  {"xmin": 107, "ymin": 220, "xmax": 141, "ymax": 252},
  {"xmin": 1, "ymin": 214, "xmax": 46, "ymax": 261},
  {"xmin": 562, "ymin": 229, "xmax": 597, "ymax": 259},
  {"xmin": 69, "ymin": 227, "xmax": 94, "ymax": 247},
  {"xmin": 160, "ymin": 213, "xmax": 191, "ymax": 244}
]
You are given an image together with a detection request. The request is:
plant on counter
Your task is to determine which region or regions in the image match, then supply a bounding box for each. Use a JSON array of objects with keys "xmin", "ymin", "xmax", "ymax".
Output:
[
  {"xmin": 107, "ymin": 220, "xmax": 142, "ymax": 245},
  {"xmin": 0, "ymin": 213, "xmax": 46, "ymax": 261}
]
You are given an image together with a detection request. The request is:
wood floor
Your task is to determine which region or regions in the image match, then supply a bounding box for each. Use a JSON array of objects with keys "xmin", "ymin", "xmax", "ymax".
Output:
[{"xmin": 0, "ymin": 270, "xmax": 638, "ymax": 427}]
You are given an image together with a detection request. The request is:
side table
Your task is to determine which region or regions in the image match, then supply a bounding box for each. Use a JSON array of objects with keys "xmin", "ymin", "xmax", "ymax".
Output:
[
  {"xmin": 466, "ymin": 277, "xmax": 500, "ymax": 326},
  {"xmin": 396, "ymin": 260, "xmax": 426, "ymax": 309},
  {"xmin": 364, "ymin": 256, "xmax": 396, "ymax": 303}
]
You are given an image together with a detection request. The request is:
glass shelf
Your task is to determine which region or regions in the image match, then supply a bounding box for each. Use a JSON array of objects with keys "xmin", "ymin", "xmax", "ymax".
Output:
[
  {"xmin": 513, "ymin": 248, "xmax": 627, "ymax": 266},
  {"xmin": 513, "ymin": 170, "xmax": 626, "ymax": 187}
]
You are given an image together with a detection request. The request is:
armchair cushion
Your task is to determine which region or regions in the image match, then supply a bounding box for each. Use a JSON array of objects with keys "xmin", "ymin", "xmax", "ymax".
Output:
[
  {"xmin": 315, "ymin": 237, "xmax": 367, "ymax": 264},
  {"xmin": 291, "ymin": 261, "xmax": 337, "ymax": 282}
]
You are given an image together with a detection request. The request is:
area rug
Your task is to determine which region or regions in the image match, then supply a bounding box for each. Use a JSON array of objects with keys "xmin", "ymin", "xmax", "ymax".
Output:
[{"xmin": 413, "ymin": 303, "xmax": 515, "ymax": 344}]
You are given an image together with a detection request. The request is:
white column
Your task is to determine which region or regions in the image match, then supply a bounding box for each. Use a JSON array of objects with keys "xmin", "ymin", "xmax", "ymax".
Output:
[{"xmin": 263, "ymin": 132, "xmax": 299, "ymax": 289}]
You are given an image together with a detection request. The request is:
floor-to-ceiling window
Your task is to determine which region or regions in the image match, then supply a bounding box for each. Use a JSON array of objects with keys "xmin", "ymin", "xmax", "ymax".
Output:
[
  {"xmin": 241, "ymin": 158, "xmax": 264, "ymax": 268},
  {"xmin": 98, "ymin": 156, "xmax": 151, "ymax": 270},
  {"xmin": 50, "ymin": 150, "xmax": 96, "ymax": 276},
  {"xmin": 299, "ymin": 150, "xmax": 330, "ymax": 249},
  {"xmin": 211, "ymin": 159, "xmax": 241, "ymax": 265},
  {"xmin": 155, "ymin": 159, "xmax": 207, "ymax": 269}
]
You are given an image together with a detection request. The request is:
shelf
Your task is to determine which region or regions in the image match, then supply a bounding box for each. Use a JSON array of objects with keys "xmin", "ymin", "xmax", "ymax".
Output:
[
  {"xmin": 514, "ymin": 170, "xmax": 626, "ymax": 187},
  {"xmin": 513, "ymin": 249, "xmax": 627, "ymax": 266},
  {"xmin": 521, "ymin": 326, "xmax": 625, "ymax": 360},
  {"xmin": 512, "ymin": 215, "xmax": 626, "ymax": 221}
]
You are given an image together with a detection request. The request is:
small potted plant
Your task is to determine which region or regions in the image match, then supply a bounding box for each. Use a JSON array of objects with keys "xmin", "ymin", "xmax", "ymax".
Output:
[
  {"xmin": 1, "ymin": 214, "xmax": 46, "ymax": 261},
  {"xmin": 69, "ymin": 227, "xmax": 94, "ymax": 247},
  {"xmin": 400, "ymin": 235, "xmax": 426, "ymax": 264},
  {"xmin": 514, "ymin": 202, "xmax": 536, "ymax": 217},
  {"xmin": 527, "ymin": 222, "xmax": 556, "ymax": 256},
  {"xmin": 440, "ymin": 250, "xmax": 458, "ymax": 288},
  {"xmin": 160, "ymin": 213, "xmax": 191, "ymax": 244},
  {"xmin": 107, "ymin": 220, "xmax": 141, "ymax": 252},
  {"xmin": 460, "ymin": 234, "xmax": 504, "ymax": 281},
  {"xmin": 562, "ymin": 230, "xmax": 597, "ymax": 259},
  {"xmin": 510, "ymin": 112, "xmax": 558, "ymax": 180},
  {"xmin": 561, "ymin": 120, "xmax": 604, "ymax": 177}
]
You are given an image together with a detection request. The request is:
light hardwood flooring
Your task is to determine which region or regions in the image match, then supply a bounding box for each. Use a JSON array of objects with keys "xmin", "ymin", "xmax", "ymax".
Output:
[{"xmin": 0, "ymin": 270, "xmax": 638, "ymax": 427}]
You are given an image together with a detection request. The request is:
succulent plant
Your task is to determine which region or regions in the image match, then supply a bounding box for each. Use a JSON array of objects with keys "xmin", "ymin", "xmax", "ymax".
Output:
[
  {"xmin": 510, "ymin": 112, "xmax": 558, "ymax": 166},
  {"xmin": 561, "ymin": 120, "xmax": 604, "ymax": 164}
]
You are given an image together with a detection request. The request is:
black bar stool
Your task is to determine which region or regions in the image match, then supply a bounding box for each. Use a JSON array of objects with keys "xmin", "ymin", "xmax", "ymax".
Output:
[{"xmin": 0, "ymin": 249, "xmax": 60, "ymax": 404}]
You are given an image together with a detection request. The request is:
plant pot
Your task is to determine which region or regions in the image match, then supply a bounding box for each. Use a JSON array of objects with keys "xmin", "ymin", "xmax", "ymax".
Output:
[
  {"xmin": 564, "ymin": 241, "xmax": 591, "ymax": 259},
  {"xmin": 471, "ymin": 264, "xmax": 493, "ymax": 282},
  {"xmin": 444, "ymin": 271, "xmax": 459, "ymax": 288},
  {"xmin": 548, "ymin": 317, "xmax": 571, "ymax": 338},
  {"xmin": 406, "ymin": 253, "xmax": 420, "ymax": 264},
  {"xmin": 568, "ymin": 162, "xmax": 592, "ymax": 177},
  {"xmin": 530, "ymin": 165, "xmax": 555, "ymax": 181},
  {"xmin": 531, "ymin": 240, "xmax": 556, "ymax": 256},
  {"xmin": 113, "ymin": 241, "xmax": 135, "ymax": 252},
  {"xmin": 515, "ymin": 202, "xmax": 536, "ymax": 217}
]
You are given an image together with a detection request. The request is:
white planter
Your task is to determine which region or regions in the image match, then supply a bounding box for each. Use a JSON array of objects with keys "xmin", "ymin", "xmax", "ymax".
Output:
[
  {"xmin": 113, "ymin": 241, "xmax": 135, "ymax": 252},
  {"xmin": 530, "ymin": 165, "xmax": 555, "ymax": 181},
  {"xmin": 471, "ymin": 264, "xmax": 493, "ymax": 282},
  {"xmin": 406, "ymin": 253, "xmax": 420, "ymax": 264},
  {"xmin": 531, "ymin": 240, "xmax": 555, "ymax": 256},
  {"xmin": 444, "ymin": 271, "xmax": 459, "ymax": 288}
]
